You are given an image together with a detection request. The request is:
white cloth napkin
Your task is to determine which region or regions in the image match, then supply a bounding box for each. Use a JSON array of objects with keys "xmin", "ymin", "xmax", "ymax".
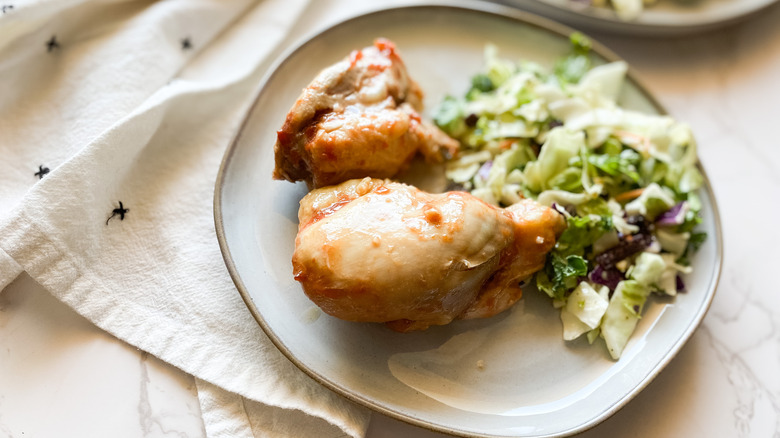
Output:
[{"xmin": 0, "ymin": 0, "xmax": 378, "ymax": 436}]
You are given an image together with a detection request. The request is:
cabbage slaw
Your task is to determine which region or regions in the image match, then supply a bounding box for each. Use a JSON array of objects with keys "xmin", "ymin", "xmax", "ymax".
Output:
[{"xmin": 434, "ymin": 34, "xmax": 706, "ymax": 359}]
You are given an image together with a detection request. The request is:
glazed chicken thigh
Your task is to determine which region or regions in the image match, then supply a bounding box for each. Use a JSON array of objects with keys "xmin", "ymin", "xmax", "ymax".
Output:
[
  {"xmin": 292, "ymin": 178, "xmax": 566, "ymax": 332},
  {"xmin": 273, "ymin": 39, "xmax": 458, "ymax": 188}
]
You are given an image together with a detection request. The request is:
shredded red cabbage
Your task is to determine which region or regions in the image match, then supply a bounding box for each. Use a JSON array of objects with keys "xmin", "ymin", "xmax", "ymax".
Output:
[
  {"xmin": 477, "ymin": 160, "xmax": 493, "ymax": 181},
  {"xmin": 676, "ymin": 275, "xmax": 686, "ymax": 293},
  {"xmin": 588, "ymin": 265, "xmax": 624, "ymax": 291},
  {"xmin": 626, "ymin": 214, "xmax": 652, "ymax": 232},
  {"xmin": 655, "ymin": 202, "xmax": 688, "ymax": 227}
]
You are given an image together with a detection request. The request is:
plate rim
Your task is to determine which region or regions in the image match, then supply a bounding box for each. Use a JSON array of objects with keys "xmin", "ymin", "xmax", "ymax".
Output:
[{"xmin": 213, "ymin": 2, "xmax": 724, "ymax": 436}]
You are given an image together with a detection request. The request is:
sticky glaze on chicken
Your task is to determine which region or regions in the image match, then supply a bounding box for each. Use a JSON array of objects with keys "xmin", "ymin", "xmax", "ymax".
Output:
[
  {"xmin": 273, "ymin": 39, "xmax": 459, "ymax": 188},
  {"xmin": 292, "ymin": 178, "xmax": 566, "ymax": 332}
]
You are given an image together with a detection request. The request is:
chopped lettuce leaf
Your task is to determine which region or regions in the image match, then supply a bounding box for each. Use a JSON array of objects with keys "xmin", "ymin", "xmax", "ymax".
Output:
[
  {"xmin": 658, "ymin": 254, "xmax": 693, "ymax": 296},
  {"xmin": 434, "ymin": 96, "xmax": 466, "ymax": 137},
  {"xmin": 574, "ymin": 61, "xmax": 628, "ymax": 105},
  {"xmin": 628, "ymin": 252, "xmax": 665, "ymax": 287},
  {"xmin": 556, "ymin": 214, "xmax": 613, "ymax": 257},
  {"xmin": 523, "ymin": 127, "xmax": 585, "ymax": 193},
  {"xmin": 601, "ymin": 280, "xmax": 651, "ymax": 359},
  {"xmin": 554, "ymin": 32, "xmax": 592, "ymax": 84},
  {"xmin": 561, "ymin": 282, "xmax": 610, "ymax": 340},
  {"xmin": 588, "ymin": 148, "xmax": 641, "ymax": 186},
  {"xmin": 655, "ymin": 228, "xmax": 690, "ymax": 256},
  {"xmin": 537, "ymin": 189, "xmax": 593, "ymax": 207},
  {"xmin": 624, "ymin": 183, "xmax": 676, "ymax": 220},
  {"xmin": 470, "ymin": 73, "xmax": 495, "ymax": 93},
  {"xmin": 587, "ymin": 328, "xmax": 601, "ymax": 344},
  {"xmin": 483, "ymin": 44, "xmax": 516, "ymax": 89},
  {"xmin": 561, "ymin": 309, "xmax": 592, "ymax": 341},
  {"xmin": 576, "ymin": 197, "xmax": 612, "ymax": 217},
  {"xmin": 537, "ymin": 253, "xmax": 588, "ymax": 300},
  {"xmin": 676, "ymin": 231, "xmax": 707, "ymax": 267}
]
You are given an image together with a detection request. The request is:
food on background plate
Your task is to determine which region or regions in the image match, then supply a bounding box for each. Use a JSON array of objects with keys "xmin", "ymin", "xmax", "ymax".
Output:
[
  {"xmin": 292, "ymin": 177, "xmax": 565, "ymax": 332},
  {"xmin": 273, "ymin": 38, "xmax": 458, "ymax": 189},
  {"xmin": 434, "ymin": 33, "xmax": 706, "ymax": 358},
  {"xmin": 570, "ymin": 0, "xmax": 657, "ymax": 21}
]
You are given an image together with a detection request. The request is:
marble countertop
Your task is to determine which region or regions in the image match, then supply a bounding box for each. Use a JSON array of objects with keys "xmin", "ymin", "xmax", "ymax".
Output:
[{"xmin": 2, "ymin": 1, "xmax": 780, "ymax": 437}]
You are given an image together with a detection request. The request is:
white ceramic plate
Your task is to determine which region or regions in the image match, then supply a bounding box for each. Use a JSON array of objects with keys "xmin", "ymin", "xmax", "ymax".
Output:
[
  {"xmin": 215, "ymin": 3, "xmax": 722, "ymax": 437},
  {"xmin": 495, "ymin": 0, "xmax": 779, "ymax": 36}
]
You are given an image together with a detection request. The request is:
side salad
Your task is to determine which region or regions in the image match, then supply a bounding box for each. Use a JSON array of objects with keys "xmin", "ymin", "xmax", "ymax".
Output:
[{"xmin": 434, "ymin": 34, "xmax": 706, "ymax": 359}]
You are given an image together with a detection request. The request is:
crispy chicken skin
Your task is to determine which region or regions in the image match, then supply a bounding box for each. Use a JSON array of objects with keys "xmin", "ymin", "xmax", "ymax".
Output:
[
  {"xmin": 292, "ymin": 178, "xmax": 566, "ymax": 332},
  {"xmin": 273, "ymin": 39, "xmax": 458, "ymax": 188}
]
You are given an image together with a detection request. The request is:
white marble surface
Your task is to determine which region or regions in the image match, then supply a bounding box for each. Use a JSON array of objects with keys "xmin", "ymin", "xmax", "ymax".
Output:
[{"xmin": 2, "ymin": 1, "xmax": 780, "ymax": 437}]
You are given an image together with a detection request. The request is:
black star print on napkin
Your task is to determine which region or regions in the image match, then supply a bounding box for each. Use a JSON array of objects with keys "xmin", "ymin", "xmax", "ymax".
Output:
[
  {"xmin": 106, "ymin": 201, "xmax": 129, "ymax": 225},
  {"xmin": 46, "ymin": 35, "xmax": 60, "ymax": 53},
  {"xmin": 2, "ymin": 4, "xmax": 13, "ymax": 14},
  {"xmin": 181, "ymin": 37, "xmax": 192, "ymax": 51},
  {"xmin": 34, "ymin": 165, "xmax": 50, "ymax": 179}
]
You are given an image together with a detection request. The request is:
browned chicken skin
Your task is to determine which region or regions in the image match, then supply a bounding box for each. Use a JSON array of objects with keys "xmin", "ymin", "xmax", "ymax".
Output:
[
  {"xmin": 292, "ymin": 178, "xmax": 566, "ymax": 332},
  {"xmin": 273, "ymin": 39, "xmax": 458, "ymax": 188}
]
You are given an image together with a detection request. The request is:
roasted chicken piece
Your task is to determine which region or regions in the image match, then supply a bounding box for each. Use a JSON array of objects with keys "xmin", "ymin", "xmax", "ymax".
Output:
[
  {"xmin": 273, "ymin": 39, "xmax": 458, "ymax": 188},
  {"xmin": 292, "ymin": 178, "xmax": 566, "ymax": 332}
]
